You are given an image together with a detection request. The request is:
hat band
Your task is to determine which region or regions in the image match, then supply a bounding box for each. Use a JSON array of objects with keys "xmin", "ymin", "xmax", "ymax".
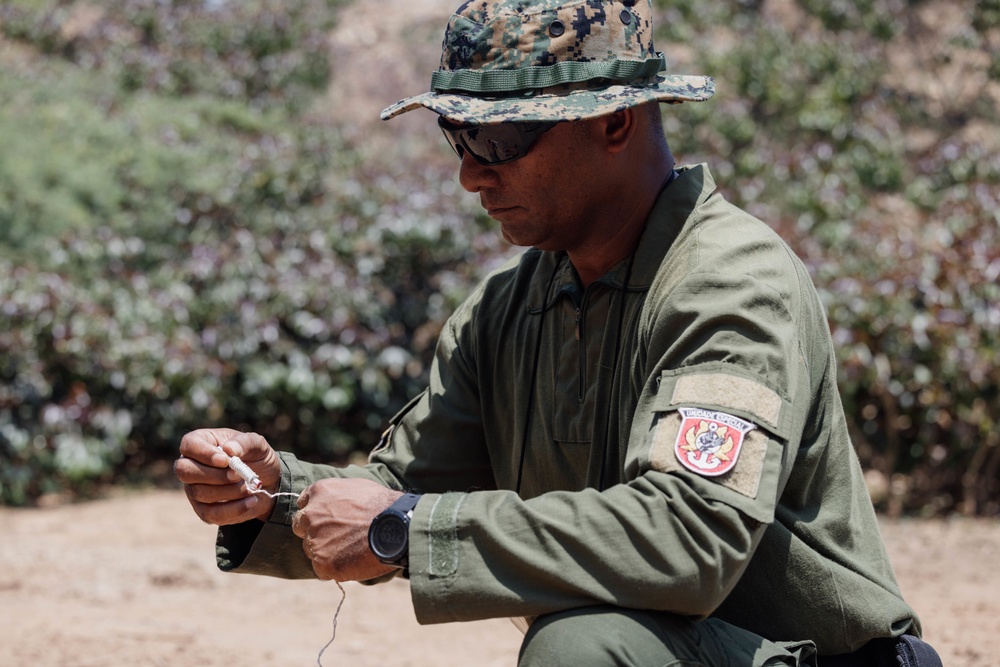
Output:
[{"xmin": 430, "ymin": 53, "xmax": 666, "ymax": 94}]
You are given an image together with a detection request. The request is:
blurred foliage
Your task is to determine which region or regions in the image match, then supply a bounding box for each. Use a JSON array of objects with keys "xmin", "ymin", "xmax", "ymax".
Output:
[
  {"xmin": 659, "ymin": 0, "xmax": 1000, "ymax": 516},
  {"xmin": 0, "ymin": 0, "xmax": 499, "ymax": 503},
  {"xmin": 1, "ymin": 0, "xmax": 998, "ymax": 515}
]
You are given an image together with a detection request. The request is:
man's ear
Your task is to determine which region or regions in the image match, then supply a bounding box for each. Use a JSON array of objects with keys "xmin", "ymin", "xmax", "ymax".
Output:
[{"xmin": 602, "ymin": 108, "xmax": 638, "ymax": 154}]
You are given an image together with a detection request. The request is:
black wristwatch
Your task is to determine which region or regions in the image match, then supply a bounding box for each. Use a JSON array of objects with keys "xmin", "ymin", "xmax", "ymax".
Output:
[{"xmin": 368, "ymin": 493, "xmax": 421, "ymax": 569}]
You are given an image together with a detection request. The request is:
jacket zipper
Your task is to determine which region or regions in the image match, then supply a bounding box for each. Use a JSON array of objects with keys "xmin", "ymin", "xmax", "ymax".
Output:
[{"xmin": 575, "ymin": 290, "xmax": 592, "ymax": 403}]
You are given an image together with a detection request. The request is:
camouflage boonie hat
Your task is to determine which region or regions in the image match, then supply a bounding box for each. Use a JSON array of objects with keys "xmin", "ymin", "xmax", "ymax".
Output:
[{"xmin": 381, "ymin": 0, "xmax": 714, "ymax": 124}]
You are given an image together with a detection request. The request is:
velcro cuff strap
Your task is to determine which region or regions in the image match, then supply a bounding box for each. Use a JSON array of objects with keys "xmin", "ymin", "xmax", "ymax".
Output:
[
  {"xmin": 430, "ymin": 53, "xmax": 666, "ymax": 93},
  {"xmin": 426, "ymin": 492, "xmax": 466, "ymax": 577}
]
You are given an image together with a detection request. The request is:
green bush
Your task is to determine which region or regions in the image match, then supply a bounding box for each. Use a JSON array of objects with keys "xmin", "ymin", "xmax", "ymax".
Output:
[
  {"xmin": 658, "ymin": 0, "xmax": 1000, "ymax": 515},
  {"xmin": 0, "ymin": 0, "xmax": 499, "ymax": 503},
  {"xmin": 1, "ymin": 0, "xmax": 997, "ymax": 516},
  {"xmin": 0, "ymin": 0, "xmax": 335, "ymax": 110}
]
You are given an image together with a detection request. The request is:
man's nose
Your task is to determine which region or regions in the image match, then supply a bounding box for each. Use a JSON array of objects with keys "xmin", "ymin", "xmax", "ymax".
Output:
[{"xmin": 458, "ymin": 152, "xmax": 500, "ymax": 193}]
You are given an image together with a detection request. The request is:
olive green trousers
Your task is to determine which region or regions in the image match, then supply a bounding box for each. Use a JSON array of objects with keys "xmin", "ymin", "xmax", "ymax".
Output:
[{"xmin": 518, "ymin": 606, "xmax": 817, "ymax": 667}]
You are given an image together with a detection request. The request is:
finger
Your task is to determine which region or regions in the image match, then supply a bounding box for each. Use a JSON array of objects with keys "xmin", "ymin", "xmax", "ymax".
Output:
[
  {"xmin": 219, "ymin": 432, "xmax": 271, "ymax": 463},
  {"xmin": 174, "ymin": 457, "xmax": 234, "ymax": 486},
  {"xmin": 312, "ymin": 561, "xmax": 336, "ymax": 582},
  {"xmin": 309, "ymin": 551, "xmax": 336, "ymax": 581},
  {"xmin": 291, "ymin": 509, "xmax": 308, "ymax": 539},
  {"xmin": 188, "ymin": 494, "xmax": 261, "ymax": 526},
  {"xmin": 184, "ymin": 481, "xmax": 252, "ymax": 505},
  {"xmin": 296, "ymin": 485, "xmax": 312, "ymax": 510},
  {"xmin": 179, "ymin": 429, "xmax": 238, "ymax": 467}
]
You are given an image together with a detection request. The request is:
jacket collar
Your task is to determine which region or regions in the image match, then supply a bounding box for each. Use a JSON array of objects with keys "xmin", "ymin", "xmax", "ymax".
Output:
[
  {"xmin": 545, "ymin": 163, "xmax": 716, "ymax": 296},
  {"xmin": 614, "ymin": 163, "xmax": 715, "ymax": 290}
]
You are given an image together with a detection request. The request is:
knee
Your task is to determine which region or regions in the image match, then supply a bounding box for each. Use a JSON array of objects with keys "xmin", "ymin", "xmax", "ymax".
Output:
[
  {"xmin": 517, "ymin": 606, "xmax": 691, "ymax": 667},
  {"xmin": 518, "ymin": 609, "xmax": 604, "ymax": 667}
]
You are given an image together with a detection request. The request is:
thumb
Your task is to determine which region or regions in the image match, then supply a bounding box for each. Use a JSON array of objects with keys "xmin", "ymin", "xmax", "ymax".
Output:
[
  {"xmin": 220, "ymin": 432, "xmax": 271, "ymax": 461},
  {"xmin": 297, "ymin": 485, "xmax": 312, "ymax": 509},
  {"xmin": 219, "ymin": 439, "xmax": 244, "ymax": 459}
]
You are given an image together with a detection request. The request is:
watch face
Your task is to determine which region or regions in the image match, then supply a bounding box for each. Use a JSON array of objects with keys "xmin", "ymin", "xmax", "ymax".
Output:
[{"xmin": 371, "ymin": 513, "xmax": 408, "ymax": 562}]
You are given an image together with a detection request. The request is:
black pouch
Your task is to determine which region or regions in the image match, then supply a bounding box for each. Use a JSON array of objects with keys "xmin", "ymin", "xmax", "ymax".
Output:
[
  {"xmin": 894, "ymin": 635, "xmax": 943, "ymax": 667},
  {"xmin": 820, "ymin": 635, "xmax": 942, "ymax": 667}
]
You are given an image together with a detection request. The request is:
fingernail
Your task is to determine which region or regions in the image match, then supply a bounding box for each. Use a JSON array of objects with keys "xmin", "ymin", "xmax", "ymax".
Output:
[
  {"xmin": 246, "ymin": 495, "xmax": 259, "ymax": 508},
  {"xmin": 225, "ymin": 440, "xmax": 244, "ymax": 457}
]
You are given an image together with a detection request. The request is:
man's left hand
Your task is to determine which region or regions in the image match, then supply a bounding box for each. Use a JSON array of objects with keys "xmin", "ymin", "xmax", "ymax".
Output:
[{"xmin": 291, "ymin": 478, "xmax": 403, "ymax": 582}]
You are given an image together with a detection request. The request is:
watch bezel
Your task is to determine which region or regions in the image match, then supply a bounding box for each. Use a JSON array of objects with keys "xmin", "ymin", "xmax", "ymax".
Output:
[
  {"xmin": 369, "ymin": 510, "xmax": 410, "ymax": 562},
  {"xmin": 368, "ymin": 493, "xmax": 421, "ymax": 568}
]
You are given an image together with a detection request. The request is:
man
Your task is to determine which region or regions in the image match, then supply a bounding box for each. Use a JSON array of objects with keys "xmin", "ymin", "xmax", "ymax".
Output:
[{"xmin": 175, "ymin": 1, "xmax": 939, "ymax": 665}]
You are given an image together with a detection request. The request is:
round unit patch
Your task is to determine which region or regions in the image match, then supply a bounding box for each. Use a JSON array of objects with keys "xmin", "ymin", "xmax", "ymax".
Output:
[{"xmin": 674, "ymin": 408, "xmax": 756, "ymax": 477}]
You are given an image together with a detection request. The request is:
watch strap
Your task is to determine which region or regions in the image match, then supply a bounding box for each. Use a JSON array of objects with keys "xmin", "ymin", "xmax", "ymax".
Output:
[{"xmin": 386, "ymin": 492, "xmax": 421, "ymax": 516}]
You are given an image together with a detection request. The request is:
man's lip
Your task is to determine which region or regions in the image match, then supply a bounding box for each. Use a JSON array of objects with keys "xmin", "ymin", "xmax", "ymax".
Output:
[{"xmin": 485, "ymin": 204, "xmax": 515, "ymax": 217}]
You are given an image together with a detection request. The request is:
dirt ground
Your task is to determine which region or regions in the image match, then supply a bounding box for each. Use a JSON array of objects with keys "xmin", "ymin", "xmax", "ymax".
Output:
[{"xmin": 1, "ymin": 487, "xmax": 998, "ymax": 666}]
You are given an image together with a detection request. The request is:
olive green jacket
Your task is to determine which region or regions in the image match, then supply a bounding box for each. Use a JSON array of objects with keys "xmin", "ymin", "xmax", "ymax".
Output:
[{"xmin": 216, "ymin": 164, "xmax": 918, "ymax": 655}]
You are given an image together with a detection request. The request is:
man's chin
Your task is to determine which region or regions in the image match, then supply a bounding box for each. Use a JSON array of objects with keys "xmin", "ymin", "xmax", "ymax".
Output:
[{"xmin": 501, "ymin": 232, "xmax": 551, "ymax": 251}]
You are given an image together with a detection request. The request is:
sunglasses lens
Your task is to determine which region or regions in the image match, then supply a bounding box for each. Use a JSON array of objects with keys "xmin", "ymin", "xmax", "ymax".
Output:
[
  {"xmin": 438, "ymin": 118, "xmax": 556, "ymax": 165},
  {"xmin": 467, "ymin": 125, "xmax": 526, "ymax": 163}
]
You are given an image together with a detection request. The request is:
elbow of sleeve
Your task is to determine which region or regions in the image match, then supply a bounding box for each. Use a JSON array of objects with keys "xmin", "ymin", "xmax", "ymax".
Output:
[
  {"xmin": 695, "ymin": 577, "xmax": 734, "ymax": 617},
  {"xmin": 651, "ymin": 513, "xmax": 759, "ymax": 618},
  {"xmin": 668, "ymin": 569, "xmax": 736, "ymax": 619}
]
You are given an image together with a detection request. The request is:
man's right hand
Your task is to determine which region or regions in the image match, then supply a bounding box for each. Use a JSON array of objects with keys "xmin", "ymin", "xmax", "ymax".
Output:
[{"xmin": 174, "ymin": 429, "xmax": 282, "ymax": 526}]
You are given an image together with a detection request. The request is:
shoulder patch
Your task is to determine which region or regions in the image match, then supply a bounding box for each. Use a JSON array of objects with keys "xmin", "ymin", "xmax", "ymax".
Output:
[
  {"xmin": 650, "ymin": 411, "xmax": 769, "ymax": 500},
  {"xmin": 674, "ymin": 408, "xmax": 755, "ymax": 477}
]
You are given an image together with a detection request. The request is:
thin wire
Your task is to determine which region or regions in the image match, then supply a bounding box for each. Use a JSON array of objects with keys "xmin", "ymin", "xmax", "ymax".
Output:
[
  {"xmin": 250, "ymin": 487, "xmax": 303, "ymax": 499},
  {"xmin": 221, "ymin": 450, "xmax": 347, "ymax": 665},
  {"xmin": 316, "ymin": 580, "xmax": 347, "ymax": 667},
  {"xmin": 225, "ymin": 453, "xmax": 300, "ymax": 498}
]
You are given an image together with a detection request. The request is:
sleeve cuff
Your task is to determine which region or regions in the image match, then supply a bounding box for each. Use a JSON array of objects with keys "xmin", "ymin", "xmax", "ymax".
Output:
[
  {"xmin": 407, "ymin": 492, "xmax": 468, "ymax": 621},
  {"xmin": 214, "ymin": 452, "xmax": 316, "ymax": 579},
  {"xmin": 266, "ymin": 451, "xmax": 308, "ymax": 526}
]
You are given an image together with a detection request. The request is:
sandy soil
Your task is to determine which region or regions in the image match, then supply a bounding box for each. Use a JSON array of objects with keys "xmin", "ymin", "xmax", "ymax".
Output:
[
  {"xmin": 0, "ymin": 488, "xmax": 520, "ymax": 667},
  {"xmin": 1, "ymin": 487, "xmax": 998, "ymax": 666}
]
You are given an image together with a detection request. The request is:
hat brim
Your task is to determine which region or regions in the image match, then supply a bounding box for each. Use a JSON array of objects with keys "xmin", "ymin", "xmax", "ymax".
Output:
[{"xmin": 380, "ymin": 75, "xmax": 715, "ymax": 124}]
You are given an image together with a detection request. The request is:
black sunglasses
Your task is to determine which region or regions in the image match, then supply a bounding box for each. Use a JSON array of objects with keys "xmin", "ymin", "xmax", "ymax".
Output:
[{"xmin": 438, "ymin": 116, "xmax": 560, "ymax": 166}]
